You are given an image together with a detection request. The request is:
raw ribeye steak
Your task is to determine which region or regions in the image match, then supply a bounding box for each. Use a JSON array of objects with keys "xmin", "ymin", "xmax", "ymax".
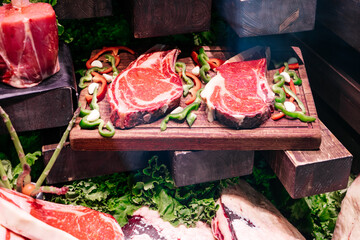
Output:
[
  {"xmin": 122, "ymin": 206, "xmax": 214, "ymax": 240},
  {"xmin": 0, "ymin": 187, "xmax": 124, "ymax": 240},
  {"xmin": 212, "ymin": 180, "xmax": 304, "ymax": 240},
  {"xmin": 0, "ymin": 0, "xmax": 59, "ymax": 88},
  {"xmin": 201, "ymin": 58, "xmax": 274, "ymax": 129},
  {"xmin": 107, "ymin": 45, "xmax": 183, "ymax": 129}
]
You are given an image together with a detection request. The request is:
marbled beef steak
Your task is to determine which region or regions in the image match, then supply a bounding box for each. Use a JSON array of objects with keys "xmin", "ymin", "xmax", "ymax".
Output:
[
  {"xmin": 201, "ymin": 58, "xmax": 274, "ymax": 129},
  {"xmin": 0, "ymin": 1, "xmax": 59, "ymax": 88},
  {"xmin": 108, "ymin": 45, "xmax": 183, "ymax": 129},
  {"xmin": 0, "ymin": 187, "xmax": 124, "ymax": 240}
]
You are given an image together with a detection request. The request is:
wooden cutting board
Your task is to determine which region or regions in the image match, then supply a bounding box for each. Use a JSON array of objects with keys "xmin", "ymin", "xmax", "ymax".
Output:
[{"xmin": 69, "ymin": 46, "xmax": 321, "ymax": 151}]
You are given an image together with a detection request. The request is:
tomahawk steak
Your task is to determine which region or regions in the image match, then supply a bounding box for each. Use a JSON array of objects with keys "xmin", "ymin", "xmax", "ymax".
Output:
[
  {"xmin": 212, "ymin": 180, "xmax": 304, "ymax": 240},
  {"xmin": 0, "ymin": 0, "xmax": 59, "ymax": 88},
  {"xmin": 107, "ymin": 45, "xmax": 183, "ymax": 129},
  {"xmin": 122, "ymin": 206, "xmax": 214, "ymax": 239},
  {"xmin": 0, "ymin": 187, "xmax": 124, "ymax": 240},
  {"xmin": 201, "ymin": 55, "xmax": 274, "ymax": 129}
]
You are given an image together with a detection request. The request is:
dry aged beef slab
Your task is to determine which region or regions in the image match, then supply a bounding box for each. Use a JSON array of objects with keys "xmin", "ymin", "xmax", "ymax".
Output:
[
  {"xmin": 108, "ymin": 45, "xmax": 183, "ymax": 129},
  {"xmin": 212, "ymin": 180, "xmax": 304, "ymax": 240},
  {"xmin": 122, "ymin": 207, "xmax": 214, "ymax": 240},
  {"xmin": 0, "ymin": 187, "xmax": 124, "ymax": 240},
  {"xmin": 201, "ymin": 56, "xmax": 274, "ymax": 129},
  {"xmin": 0, "ymin": 1, "xmax": 59, "ymax": 88}
]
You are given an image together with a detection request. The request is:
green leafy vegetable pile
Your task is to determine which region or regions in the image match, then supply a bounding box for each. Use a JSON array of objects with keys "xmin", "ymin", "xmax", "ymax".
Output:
[{"xmin": 50, "ymin": 156, "xmax": 239, "ymax": 227}]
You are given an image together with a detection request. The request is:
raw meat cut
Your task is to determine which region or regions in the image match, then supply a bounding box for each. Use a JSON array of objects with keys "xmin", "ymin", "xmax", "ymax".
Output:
[
  {"xmin": 107, "ymin": 45, "xmax": 183, "ymax": 129},
  {"xmin": 0, "ymin": 187, "xmax": 124, "ymax": 240},
  {"xmin": 211, "ymin": 180, "xmax": 304, "ymax": 240},
  {"xmin": 0, "ymin": 195, "xmax": 78, "ymax": 240},
  {"xmin": 201, "ymin": 56, "xmax": 274, "ymax": 129},
  {"xmin": 122, "ymin": 206, "xmax": 214, "ymax": 239},
  {"xmin": 0, "ymin": 0, "xmax": 59, "ymax": 88},
  {"xmin": 333, "ymin": 175, "xmax": 360, "ymax": 240},
  {"xmin": 0, "ymin": 225, "xmax": 28, "ymax": 240}
]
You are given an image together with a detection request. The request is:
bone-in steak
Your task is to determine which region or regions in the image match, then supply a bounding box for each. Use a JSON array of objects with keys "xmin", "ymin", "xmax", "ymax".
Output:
[
  {"xmin": 0, "ymin": 187, "xmax": 124, "ymax": 240},
  {"xmin": 108, "ymin": 45, "xmax": 183, "ymax": 129},
  {"xmin": 201, "ymin": 58, "xmax": 274, "ymax": 129}
]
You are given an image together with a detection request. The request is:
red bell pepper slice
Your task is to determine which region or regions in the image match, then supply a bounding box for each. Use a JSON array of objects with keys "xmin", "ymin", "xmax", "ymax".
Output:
[
  {"xmin": 85, "ymin": 72, "xmax": 108, "ymax": 104},
  {"xmin": 86, "ymin": 46, "xmax": 135, "ymax": 73},
  {"xmin": 184, "ymin": 72, "xmax": 202, "ymax": 105},
  {"xmin": 207, "ymin": 58, "xmax": 224, "ymax": 69},
  {"xmin": 279, "ymin": 63, "xmax": 299, "ymax": 73},
  {"xmin": 191, "ymin": 51, "xmax": 200, "ymax": 66}
]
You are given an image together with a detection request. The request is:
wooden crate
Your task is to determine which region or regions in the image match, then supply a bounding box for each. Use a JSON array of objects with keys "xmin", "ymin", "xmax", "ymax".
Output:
[
  {"xmin": 42, "ymin": 143, "xmax": 150, "ymax": 184},
  {"xmin": 132, "ymin": 0, "xmax": 211, "ymax": 38},
  {"xmin": 215, "ymin": 0, "xmax": 316, "ymax": 38},
  {"xmin": 70, "ymin": 46, "xmax": 321, "ymax": 151},
  {"xmin": 267, "ymin": 121, "xmax": 353, "ymax": 198},
  {"xmin": 0, "ymin": 43, "xmax": 77, "ymax": 134},
  {"xmin": 171, "ymin": 150, "xmax": 254, "ymax": 187},
  {"xmin": 317, "ymin": 0, "xmax": 360, "ymax": 52},
  {"xmin": 54, "ymin": 0, "xmax": 113, "ymax": 19}
]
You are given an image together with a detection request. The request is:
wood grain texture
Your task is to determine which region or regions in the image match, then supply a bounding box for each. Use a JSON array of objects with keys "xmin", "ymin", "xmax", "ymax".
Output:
[
  {"xmin": 317, "ymin": 0, "xmax": 360, "ymax": 52},
  {"xmin": 42, "ymin": 143, "xmax": 150, "ymax": 184},
  {"xmin": 267, "ymin": 121, "xmax": 353, "ymax": 199},
  {"xmin": 54, "ymin": 0, "xmax": 112, "ymax": 19},
  {"xmin": 171, "ymin": 150, "xmax": 254, "ymax": 187},
  {"xmin": 0, "ymin": 88, "xmax": 75, "ymax": 134},
  {"xmin": 215, "ymin": 0, "xmax": 316, "ymax": 38},
  {"xmin": 132, "ymin": 0, "xmax": 211, "ymax": 38},
  {"xmin": 69, "ymin": 46, "xmax": 321, "ymax": 151}
]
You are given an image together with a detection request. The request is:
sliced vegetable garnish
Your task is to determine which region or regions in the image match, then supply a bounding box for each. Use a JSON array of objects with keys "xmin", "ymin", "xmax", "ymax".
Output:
[
  {"xmin": 198, "ymin": 48, "xmax": 211, "ymax": 83},
  {"xmin": 184, "ymin": 72, "xmax": 202, "ymax": 105},
  {"xmin": 86, "ymin": 46, "xmax": 135, "ymax": 70},
  {"xmin": 160, "ymin": 89, "xmax": 203, "ymax": 131},
  {"xmin": 207, "ymin": 58, "xmax": 224, "ymax": 69},
  {"xmin": 274, "ymin": 102, "xmax": 316, "ymax": 122},
  {"xmin": 79, "ymin": 67, "xmax": 106, "ymax": 89},
  {"xmin": 175, "ymin": 62, "xmax": 194, "ymax": 97},
  {"xmin": 85, "ymin": 72, "xmax": 108, "ymax": 104}
]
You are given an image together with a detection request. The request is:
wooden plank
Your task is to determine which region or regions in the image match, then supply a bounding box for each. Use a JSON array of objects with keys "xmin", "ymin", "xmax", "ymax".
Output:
[
  {"xmin": 132, "ymin": 0, "xmax": 211, "ymax": 38},
  {"xmin": 291, "ymin": 33, "xmax": 360, "ymax": 135},
  {"xmin": 171, "ymin": 150, "xmax": 254, "ymax": 187},
  {"xmin": 42, "ymin": 143, "xmax": 150, "ymax": 184},
  {"xmin": 69, "ymin": 46, "xmax": 321, "ymax": 151},
  {"xmin": 54, "ymin": 0, "xmax": 113, "ymax": 19},
  {"xmin": 267, "ymin": 121, "xmax": 353, "ymax": 199},
  {"xmin": 317, "ymin": 0, "xmax": 360, "ymax": 52},
  {"xmin": 215, "ymin": 0, "xmax": 316, "ymax": 38}
]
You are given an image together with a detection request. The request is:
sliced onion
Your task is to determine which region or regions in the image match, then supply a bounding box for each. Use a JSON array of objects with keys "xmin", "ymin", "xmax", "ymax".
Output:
[
  {"xmin": 90, "ymin": 60, "xmax": 103, "ymax": 68},
  {"xmin": 280, "ymin": 72, "xmax": 291, "ymax": 83},
  {"xmin": 88, "ymin": 83, "xmax": 99, "ymax": 95},
  {"xmin": 87, "ymin": 109, "xmax": 100, "ymax": 122},
  {"xmin": 284, "ymin": 101, "xmax": 296, "ymax": 112}
]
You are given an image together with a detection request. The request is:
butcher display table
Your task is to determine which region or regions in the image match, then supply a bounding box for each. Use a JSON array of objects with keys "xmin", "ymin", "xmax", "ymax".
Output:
[{"xmin": 42, "ymin": 45, "xmax": 352, "ymax": 199}]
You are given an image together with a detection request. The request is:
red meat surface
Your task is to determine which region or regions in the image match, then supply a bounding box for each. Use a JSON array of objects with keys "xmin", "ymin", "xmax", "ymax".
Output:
[
  {"xmin": 201, "ymin": 58, "xmax": 274, "ymax": 129},
  {"xmin": 0, "ymin": 187, "xmax": 124, "ymax": 240},
  {"xmin": 0, "ymin": 1, "xmax": 59, "ymax": 88},
  {"xmin": 107, "ymin": 45, "xmax": 183, "ymax": 129}
]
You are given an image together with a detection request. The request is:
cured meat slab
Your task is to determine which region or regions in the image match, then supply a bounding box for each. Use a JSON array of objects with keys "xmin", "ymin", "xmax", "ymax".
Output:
[
  {"xmin": 0, "ymin": 1, "xmax": 59, "ymax": 88},
  {"xmin": 70, "ymin": 46, "xmax": 321, "ymax": 151}
]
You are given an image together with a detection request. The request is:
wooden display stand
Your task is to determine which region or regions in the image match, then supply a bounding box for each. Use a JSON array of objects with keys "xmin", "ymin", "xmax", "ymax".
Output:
[{"xmin": 0, "ymin": 43, "xmax": 77, "ymax": 134}]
